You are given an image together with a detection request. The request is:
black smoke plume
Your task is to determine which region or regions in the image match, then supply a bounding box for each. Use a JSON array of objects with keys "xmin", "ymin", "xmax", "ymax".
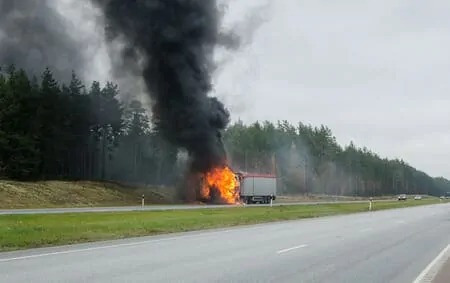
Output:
[
  {"xmin": 0, "ymin": 0, "xmax": 87, "ymax": 81},
  {"xmin": 92, "ymin": 0, "xmax": 240, "ymax": 173}
]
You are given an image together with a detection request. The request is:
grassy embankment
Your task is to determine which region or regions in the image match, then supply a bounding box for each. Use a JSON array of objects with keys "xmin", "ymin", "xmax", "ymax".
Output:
[
  {"xmin": 0, "ymin": 180, "xmax": 176, "ymax": 209},
  {"xmin": 0, "ymin": 179, "xmax": 400, "ymax": 209},
  {"xmin": 274, "ymin": 194, "xmax": 397, "ymax": 203},
  {"xmin": 0, "ymin": 198, "xmax": 445, "ymax": 252}
]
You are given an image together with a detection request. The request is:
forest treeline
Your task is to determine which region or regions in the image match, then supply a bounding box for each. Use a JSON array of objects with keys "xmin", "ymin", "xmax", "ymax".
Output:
[{"xmin": 1, "ymin": 65, "xmax": 449, "ymax": 197}]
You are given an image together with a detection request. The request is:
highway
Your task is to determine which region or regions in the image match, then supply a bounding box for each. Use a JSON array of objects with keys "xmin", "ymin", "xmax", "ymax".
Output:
[
  {"xmin": 1, "ymin": 203, "xmax": 449, "ymax": 283},
  {"xmin": 0, "ymin": 200, "xmax": 382, "ymax": 215}
]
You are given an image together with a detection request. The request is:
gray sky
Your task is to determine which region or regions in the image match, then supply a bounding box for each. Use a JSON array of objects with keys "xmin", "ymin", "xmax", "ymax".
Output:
[
  {"xmin": 215, "ymin": 0, "xmax": 450, "ymax": 178},
  {"xmin": 58, "ymin": 0, "xmax": 450, "ymax": 178}
]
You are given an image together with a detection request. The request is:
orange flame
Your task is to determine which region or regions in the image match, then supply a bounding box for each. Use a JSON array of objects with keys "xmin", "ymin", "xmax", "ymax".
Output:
[{"xmin": 201, "ymin": 166, "xmax": 239, "ymax": 204}]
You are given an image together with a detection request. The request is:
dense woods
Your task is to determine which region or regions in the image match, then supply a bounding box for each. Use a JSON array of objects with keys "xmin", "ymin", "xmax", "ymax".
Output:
[{"xmin": 1, "ymin": 66, "xmax": 449, "ymax": 197}]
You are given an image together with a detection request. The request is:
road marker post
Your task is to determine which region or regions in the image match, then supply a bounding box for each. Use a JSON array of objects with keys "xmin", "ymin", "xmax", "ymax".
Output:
[
  {"xmin": 369, "ymin": 197, "xmax": 373, "ymax": 211},
  {"xmin": 270, "ymin": 195, "xmax": 273, "ymax": 207},
  {"xmin": 141, "ymin": 194, "xmax": 145, "ymax": 208}
]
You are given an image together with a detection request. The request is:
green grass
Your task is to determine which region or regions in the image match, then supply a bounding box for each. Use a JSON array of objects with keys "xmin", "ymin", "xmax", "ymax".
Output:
[
  {"xmin": 0, "ymin": 180, "xmax": 175, "ymax": 209},
  {"xmin": 0, "ymin": 199, "xmax": 445, "ymax": 252}
]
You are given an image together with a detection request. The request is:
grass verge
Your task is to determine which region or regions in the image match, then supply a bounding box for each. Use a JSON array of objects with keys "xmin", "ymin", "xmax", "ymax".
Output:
[
  {"xmin": 0, "ymin": 180, "xmax": 175, "ymax": 209},
  {"xmin": 0, "ymin": 199, "xmax": 446, "ymax": 252}
]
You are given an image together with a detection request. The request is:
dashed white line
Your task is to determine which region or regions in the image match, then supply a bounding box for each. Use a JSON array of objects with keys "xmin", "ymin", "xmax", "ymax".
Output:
[
  {"xmin": 360, "ymin": 228, "xmax": 373, "ymax": 233},
  {"xmin": 277, "ymin": 244, "xmax": 308, "ymax": 254}
]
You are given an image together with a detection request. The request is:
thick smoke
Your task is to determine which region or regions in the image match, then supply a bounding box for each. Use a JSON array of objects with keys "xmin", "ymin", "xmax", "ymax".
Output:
[
  {"xmin": 0, "ymin": 0, "xmax": 87, "ymax": 80},
  {"xmin": 92, "ymin": 0, "xmax": 244, "ymax": 173}
]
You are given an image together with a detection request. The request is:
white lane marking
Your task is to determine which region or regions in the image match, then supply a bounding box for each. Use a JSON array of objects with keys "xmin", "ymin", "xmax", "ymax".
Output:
[
  {"xmin": 0, "ymin": 238, "xmax": 177, "ymax": 263},
  {"xmin": 396, "ymin": 220, "xmax": 406, "ymax": 224},
  {"xmin": 277, "ymin": 244, "xmax": 308, "ymax": 254},
  {"xmin": 412, "ymin": 244, "xmax": 450, "ymax": 283},
  {"xmin": 0, "ymin": 229, "xmax": 234, "ymax": 263},
  {"xmin": 360, "ymin": 228, "xmax": 373, "ymax": 233}
]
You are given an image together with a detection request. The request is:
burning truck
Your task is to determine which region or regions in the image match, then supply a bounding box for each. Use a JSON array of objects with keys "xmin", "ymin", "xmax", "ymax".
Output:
[
  {"xmin": 199, "ymin": 166, "xmax": 277, "ymax": 205},
  {"xmin": 235, "ymin": 172, "xmax": 277, "ymax": 204}
]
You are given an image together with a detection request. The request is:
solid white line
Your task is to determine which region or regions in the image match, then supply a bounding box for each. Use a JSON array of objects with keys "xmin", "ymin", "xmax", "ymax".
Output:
[
  {"xmin": 277, "ymin": 244, "xmax": 308, "ymax": 254},
  {"xmin": 0, "ymin": 229, "xmax": 233, "ymax": 263},
  {"xmin": 360, "ymin": 228, "xmax": 373, "ymax": 233},
  {"xmin": 412, "ymin": 244, "xmax": 450, "ymax": 283},
  {"xmin": 0, "ymin": 237, "xmax": 178, "ymax": 263}
]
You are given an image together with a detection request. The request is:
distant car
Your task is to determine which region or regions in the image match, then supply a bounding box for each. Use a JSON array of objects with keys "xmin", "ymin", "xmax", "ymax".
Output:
[
  {"xmin": 398, "ymin": 194, "xmax": 407, "ymax": 201},
  {"xmin": 414, "ymin": 195, "xmax": 422, "ymax": 200}
]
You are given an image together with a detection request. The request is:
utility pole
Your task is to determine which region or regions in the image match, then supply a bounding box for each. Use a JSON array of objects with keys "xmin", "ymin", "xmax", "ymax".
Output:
[
  {"xmin": 356, "ymin": 175, "xmax": 359, "ymax": 196},
  {"xmin": 133, "ymin": 140, "xmax": 138, "ymax": 180},
  {"xmin": 100, "ymin": 127, "xmax": 107, "ymax": 180},
  {"xmin": 304, "ymin": 153, "xmax": 307, "ymax": 194},
  {"xmin": 392, "ymin": 172, "xmax": 396, "ymax": 194},
  {"xmin": 271, "ymin": 153, "xmax": 277, "ymax": 175},
  {"xmin": 245, "ymin": 150, "xmax": 248, "ymax": 172}
]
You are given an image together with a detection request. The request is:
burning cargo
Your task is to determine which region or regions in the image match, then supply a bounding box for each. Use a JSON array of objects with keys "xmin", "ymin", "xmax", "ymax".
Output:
[
  {"xmin": 200, "ymin": 166, "xmax": 239, "ymax": 204},
  {"xmin": 199, "ymin": 167, "xmax": 277, "ymax": 205}
]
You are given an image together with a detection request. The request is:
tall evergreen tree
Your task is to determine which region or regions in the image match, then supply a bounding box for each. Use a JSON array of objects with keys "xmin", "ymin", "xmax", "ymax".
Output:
[{"xmin": 0, "ymin": 65, "xmax": 448, "ymax": 197}]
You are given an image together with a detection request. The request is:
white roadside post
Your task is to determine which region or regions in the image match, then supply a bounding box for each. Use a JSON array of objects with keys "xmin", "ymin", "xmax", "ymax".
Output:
[
  {"xmin": 369, "ymin": 197, "xmax": 373, "ymax": 211},
  {"xmin": 141, "ymin": 194, "xmax": 145, "ymax": 208},
  {"xmin": 270, "ymin": 194, "xmax": 273, "ymax": 207}
]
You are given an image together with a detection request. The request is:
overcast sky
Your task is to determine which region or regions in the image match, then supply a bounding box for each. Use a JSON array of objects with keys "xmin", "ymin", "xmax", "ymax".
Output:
[
  {"xmin": 58, "ymin": 0, "xmax": 450, "ymax": 178},
  {"xmin": 213, "ymin": 0, "xmax": 450, "ymax": 178}
]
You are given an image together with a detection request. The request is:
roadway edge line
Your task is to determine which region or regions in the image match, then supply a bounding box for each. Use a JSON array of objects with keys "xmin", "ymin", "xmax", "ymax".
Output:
[{"xmin": 412, "ymin": 244, "xmax": 450, "ymax": 283}]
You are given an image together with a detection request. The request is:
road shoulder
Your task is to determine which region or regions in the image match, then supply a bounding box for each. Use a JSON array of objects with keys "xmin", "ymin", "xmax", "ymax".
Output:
[
  {"xmin": 432, "ymin": 256, "xmax": 450, "ymax": 283},
  {"xmin": 413, "ymin": 244, "xmax": 450, "ymax": 283}
]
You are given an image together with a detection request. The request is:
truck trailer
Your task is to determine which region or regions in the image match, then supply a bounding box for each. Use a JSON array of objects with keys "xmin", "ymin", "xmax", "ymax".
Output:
[{"xmin": 236, "ymin": 173, "xmax": 277, "ymax": 204}]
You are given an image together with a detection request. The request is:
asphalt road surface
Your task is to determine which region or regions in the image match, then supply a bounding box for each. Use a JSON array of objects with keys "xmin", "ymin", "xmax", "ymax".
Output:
[
  {"xmin": 0, "ymin": 200, "xmax": 378, "ymax": 215},
  {"xmin": 432, "ymin": 255, "xmax": 450, "ymax": 283},
  {"xmin": 1, "ymin": 203, "xmax": 449, "ymax": 283}
]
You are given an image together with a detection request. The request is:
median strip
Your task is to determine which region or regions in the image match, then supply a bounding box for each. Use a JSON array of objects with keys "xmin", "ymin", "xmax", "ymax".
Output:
[{"xmin": 0, "ymin": 199, "xmax": 445, "ymax": 252}]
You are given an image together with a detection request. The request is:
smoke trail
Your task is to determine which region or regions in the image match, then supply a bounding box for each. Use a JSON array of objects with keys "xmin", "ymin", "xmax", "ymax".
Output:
[
  {"xmin": 91, "ymin": 0, "xmax": 246, "ymax": 173},
  {"xmin": 0, "ymin": 0, "xmax": 87, "ymax": 80}
]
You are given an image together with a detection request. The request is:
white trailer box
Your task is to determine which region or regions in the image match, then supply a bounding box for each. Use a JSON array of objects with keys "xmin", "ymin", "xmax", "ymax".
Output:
[{"xmin": 238, "ymin": 173, "xmax": 277, "ymax": 204}]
